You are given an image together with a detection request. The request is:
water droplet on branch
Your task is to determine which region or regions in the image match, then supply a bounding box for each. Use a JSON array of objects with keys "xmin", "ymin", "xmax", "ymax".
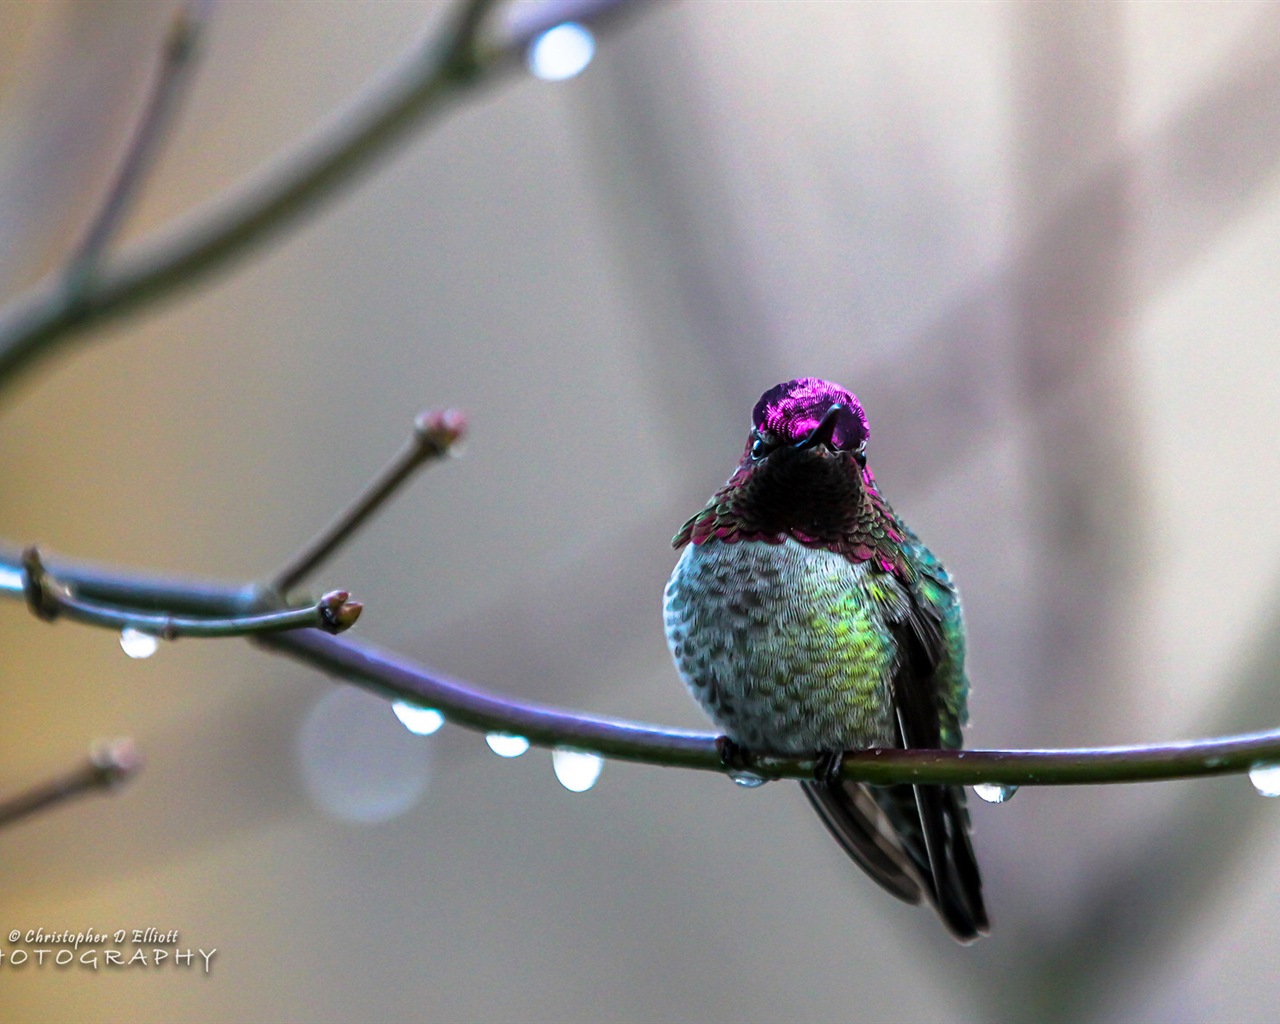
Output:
[
  {"xmin": 120, "ymin": 628, "xmax": 159, "ymax": 659},
  {"xmin": 728, "ymin": 770, "xmax": 767, "ymax": 789},
  {"xmin": 973, "ymin": 783, "xmax": 1018, "ymax": 804},
  {"xmin": 552, "ymin": 748, "xmax": 603, "ymax": 792},
  {"xmin": 392, "ymin": 703, "xmax": 445, "ymax": 736},
  {"xmin": 1248, "ymin": 763, "xmax": 1280, "ymax": 797},
  {"xmin": 485, "ymin": 733, "xmax": 530, "ymax": 758}
]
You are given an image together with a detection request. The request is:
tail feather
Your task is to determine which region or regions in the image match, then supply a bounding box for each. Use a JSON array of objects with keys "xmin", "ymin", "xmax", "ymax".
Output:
[
  {"xmin": 802, "ymin": 778, "xmax": 989, "ymax": 943},
  {"xmin": 912, "ymin": 780, "xmax": 989, "ymax": 941}
]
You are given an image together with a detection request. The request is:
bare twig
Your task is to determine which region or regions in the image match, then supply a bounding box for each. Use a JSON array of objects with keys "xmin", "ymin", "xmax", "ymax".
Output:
[
  {"xmin": 261, "ymin": 627, "xmax": 1280, "ymax": 787},
  {"xmin": 63, "ymin": 0, "xmax": 212, "ymax": 298},
  {"xmin": 0, "ymin": 739, "xmax": 143, "ymax": 830},
  {"xmin": 0, "ymin": 0, "xmax": 641, "ymax": 393},
  {"xmin": 5, "ymin": 544, "xmax": 1280, "ymax": 787},
  {"xmin": 20, "ymin": 546, "xmax": 360, "ymax": 638},
  {"xmin": 272, "ymin": 409, "xmax": 466, "ymax": 594},
  {"xmin": 0, "ymin": 553, "xmax": 255, "ymax": 616}
]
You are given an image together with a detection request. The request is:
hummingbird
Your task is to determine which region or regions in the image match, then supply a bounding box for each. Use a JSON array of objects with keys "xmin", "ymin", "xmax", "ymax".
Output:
[{"xmin": 663, "ymin": 378, "xmax": 988, "ymax": 941}]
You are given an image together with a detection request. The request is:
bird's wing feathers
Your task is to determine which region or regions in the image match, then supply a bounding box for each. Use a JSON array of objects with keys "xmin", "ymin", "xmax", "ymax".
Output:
[
  {"xmin": 803, "ymin": 565, "xmax": 988, "ymax": 942},
  {"xmin": 799, "ymin": 778, "xmax": 927, "ymax": 905},
  {"xmin": 886, "ymin": 581, "xmax": 988, "ymax": 940}
]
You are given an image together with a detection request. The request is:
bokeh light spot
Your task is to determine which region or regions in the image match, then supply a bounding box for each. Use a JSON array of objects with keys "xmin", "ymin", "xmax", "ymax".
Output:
[
  {"xmin": 297, "ymin": 687, "xmax": 432, "ymax": 824},
  {"xmin": 527, "ymin": 23, "xmax": 595, "ymax": 82}
]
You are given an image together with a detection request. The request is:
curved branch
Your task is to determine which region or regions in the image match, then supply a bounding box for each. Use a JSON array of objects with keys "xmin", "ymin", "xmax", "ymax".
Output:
[
  {"xmin": 260, "ymin": 628, "xmax": 1280, "ymax": 787},
  {"xmin": 0, "ymin": 0, "xmax": 642, "ymax": 393},
  {"xmin": 5, "ymin": 546, "xmax": 1279, "ymax": 788}
]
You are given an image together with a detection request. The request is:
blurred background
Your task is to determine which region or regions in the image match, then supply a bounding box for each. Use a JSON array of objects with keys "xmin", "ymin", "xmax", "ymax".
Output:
[{"xmin": 2, "ymin": 1, "xmax": 1280, "ymax": 1020}]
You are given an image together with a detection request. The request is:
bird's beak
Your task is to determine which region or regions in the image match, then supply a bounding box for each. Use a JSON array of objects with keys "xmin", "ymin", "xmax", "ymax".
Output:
[{"xmin": 794, "ymin": 404, "xmax": 845, "ymax": 451}]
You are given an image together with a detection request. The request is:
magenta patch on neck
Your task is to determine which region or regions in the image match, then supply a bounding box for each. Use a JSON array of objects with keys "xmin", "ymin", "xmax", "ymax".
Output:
[{"xmin": 752, "ymin": 378, "xmax": 869, "ymax": 450}]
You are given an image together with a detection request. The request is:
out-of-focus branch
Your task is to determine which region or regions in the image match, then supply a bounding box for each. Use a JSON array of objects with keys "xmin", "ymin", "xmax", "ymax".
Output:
[
  {"xmin": 0, "ymin": 739, "xmax": 143, "ymax": 830},
  {"xmin": 272, "ymin": 409, "xmax": 466, "ymax": 595},
  {"xmin": 0, "ymin": 0, "xmax": 643, "ymax": 394},
  {"xmin": 20, "ymin": 546, "xmax": 361, "ymax": 638},
  {"xmin": 63, "ymin": 0, "xmax": 212, "ymax": 297}
]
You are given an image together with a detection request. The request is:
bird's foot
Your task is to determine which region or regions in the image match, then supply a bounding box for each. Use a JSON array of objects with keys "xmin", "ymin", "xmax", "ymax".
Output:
[
  {"xmin": 715, "ymin": 735, "xmax": 752, "ymax": 773},
  {"xmin": 814, "ymin": 750, "xmax": 845, "ymax": 785},
  {"xmin": 715, "ymin": 737, "xmax": 772, "ymax": 788}
]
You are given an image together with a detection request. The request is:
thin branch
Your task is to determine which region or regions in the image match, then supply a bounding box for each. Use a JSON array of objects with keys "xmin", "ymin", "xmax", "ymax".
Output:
[
  {"xmin": 0, "ymin": 549, "xmax": 257, "ymax": 616},
  {"xmin": 0, "ymin": 739, "xmax": 143, "ymax": 830},
  {"xmin": 272, "ymin": 409, "xmax": 466, "ymax": 594},
  {"xmin": 260, "ymin": 628, "xmax": 1280, "ymax": 787},
  {"xmin": 260, "ymin": 628, "xmax": 719, "ymax": 768},
  {"xmin": 21, "ymin": 547, "xmax": 360, "ymax": 638},
  {"xmin": 6, "ymin": 545, "xmax": 1280, "ymax": 787},
  {"xmin": 0, "ymin": 0, "xmax": 641, "ymax": 393},
  {"xmin": 63, "ymin": 0, "xmax": 212, "ymax": 298}
]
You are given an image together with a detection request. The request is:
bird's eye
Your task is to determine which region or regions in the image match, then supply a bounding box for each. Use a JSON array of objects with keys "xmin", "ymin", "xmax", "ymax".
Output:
[{"xmin": 750, "ymin": 434, "xmax": 774, "ymax": 460}]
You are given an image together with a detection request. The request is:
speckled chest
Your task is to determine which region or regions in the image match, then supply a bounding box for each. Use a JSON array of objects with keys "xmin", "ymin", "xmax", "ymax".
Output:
[{"xmin": 663, "ymin": 536, "xmax": 902, "ymax": 754}]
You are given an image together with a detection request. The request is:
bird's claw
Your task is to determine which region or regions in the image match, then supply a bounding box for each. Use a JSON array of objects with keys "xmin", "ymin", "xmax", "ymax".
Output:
[
  {"xmin": 815, "ymin": 750, "xmax": 845, "ymax": 784},
  {"xmin": 715, "ymin": 736, "xmax": 752, "ymax": 773}
]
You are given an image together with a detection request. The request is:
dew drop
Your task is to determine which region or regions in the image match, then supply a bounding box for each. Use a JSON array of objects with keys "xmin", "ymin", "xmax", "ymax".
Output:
[
  {"xmin": 486, "ymin": 733, "xmax": 530, "ymax": 758},
  {"xmin": 728, "ymin": 770, "xmax": 767, "ymax": 789},
  {"xmin": 973, "ymin": 782, "xmax": 1018, "ymax": 804},
  {"xmin": 1248, "ymin": 763, "xmax": 1280, "ymax": 797},
  {"xmin": 120, "ymin": 628, "xmax": 159, "ymax": 659},
  {"xmin": 527, "ymin": 22, "xmax": 595, "ymax": 81},
  {"xmin": 392, "ymin": 703, "xmax": 445, "ymax": 736},
  {"xmin": 552, "ymin": 748, "xmax": 604, "ymax": 793}
]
